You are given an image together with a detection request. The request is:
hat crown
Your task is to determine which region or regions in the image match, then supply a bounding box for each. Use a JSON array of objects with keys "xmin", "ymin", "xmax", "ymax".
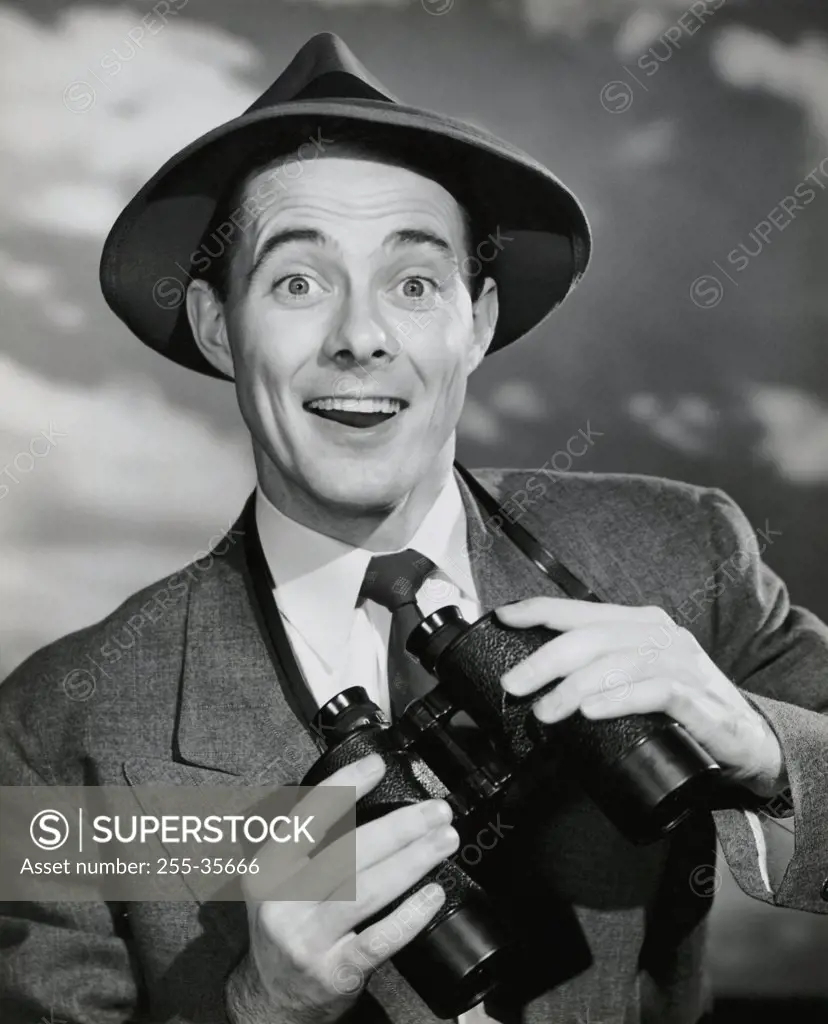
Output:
[
  {"xmin": 244, "ymin": 32, "xmax": 397, "ymax": 113},
  {"xmin": 100, "ymin": 31, "xmax": 590, "ymax": 379}
]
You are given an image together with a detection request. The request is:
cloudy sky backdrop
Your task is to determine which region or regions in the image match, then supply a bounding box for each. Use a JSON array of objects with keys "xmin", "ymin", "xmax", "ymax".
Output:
[{"xmin": 2, "ymin": 0, "xmax": 827, "ymax": 998}]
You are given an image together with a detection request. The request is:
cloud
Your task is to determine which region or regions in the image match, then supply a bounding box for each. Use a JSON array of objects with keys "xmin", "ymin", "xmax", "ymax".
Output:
[
  {"xmin": 0, "ymin": 355, "xmax": 254, "ymax": 674},
  {"xmin": 459, "ymin": 394, "xmax": 503, "ymax": 445},
  {"xmin": 0, "ymin": 250, "xmax": 87, "ymax": 332},
  {"xmin": 458, "ymin": 379, "xmax": 548, "ymax": 445},
  {"xmin": 615, "ymin": 9, "xmax": 675, "ymax": 58},
  {"xmin": 490, "ymin": 380, "xmax": 547, "ymax": 420},
  {"xmin": 0, "ymin": 4, "xmax": 261, "ymax": 240},
  {"xmin": 0, "ymin": 356, "xmax": 252, "ymax": 526},
  {"xmin": 516, "ymin": 0, "xmax": 716, "ymax": 40},
  {"xmin": 613, "ymin": 119, "xmax": 676, "ymax": 167},
  {"xmin": 627, "ymin": 392, "xmax": 719, "ymax": 455},
  {"xmin": 712, "ymin": 27, "xmax": 828, "ymax": 144},
  {"xmin": 517, "ymin": 0, "xmax": 620, "ymax": 39},
  {"xmin": 629, "ymin": 385, "xmax": 828, "ymax": 483},
  {"xmin": 747, "ymin": 384, "xmax": 828, "ymax": 483},
  {"xmin": 283, "ymin": 0, "xmax": 405, "ymax": 6}
]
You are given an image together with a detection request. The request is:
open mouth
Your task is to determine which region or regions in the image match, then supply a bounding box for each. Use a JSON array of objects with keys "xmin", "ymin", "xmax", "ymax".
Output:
[{"xmin": 303, "ymin": 396, "xmax": 409, "ymax": 428}]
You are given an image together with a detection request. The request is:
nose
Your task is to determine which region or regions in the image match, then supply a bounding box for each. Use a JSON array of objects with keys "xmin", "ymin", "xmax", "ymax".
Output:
[{"xmin": 323, "ymin": 284, "xmax": 399, "ymax": 368}]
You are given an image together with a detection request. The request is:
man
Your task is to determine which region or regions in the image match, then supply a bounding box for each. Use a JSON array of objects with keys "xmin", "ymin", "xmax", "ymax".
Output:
[{"xmin": 1, "ymin": 31, "xmax": 826, "ymax": 1024}]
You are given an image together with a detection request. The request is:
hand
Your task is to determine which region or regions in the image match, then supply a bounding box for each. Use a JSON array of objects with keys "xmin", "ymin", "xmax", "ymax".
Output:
[
  {"xmin": 496, "ymin": 598, "xmax": 787, "ymax": 799},
  {"xmin": 226, "ymin": 753, "xmax": 458, "ymax": 1024}
]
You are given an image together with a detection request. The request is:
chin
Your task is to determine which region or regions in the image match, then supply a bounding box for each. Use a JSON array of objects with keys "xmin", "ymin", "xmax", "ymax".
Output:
[{"xmin": 302, "ymin": 460, "xmax": 419, "ymax": 513}]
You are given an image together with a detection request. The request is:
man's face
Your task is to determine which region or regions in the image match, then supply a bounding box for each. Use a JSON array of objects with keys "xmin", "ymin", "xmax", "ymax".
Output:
[{"xmin": 190, "ymin": 155, "xmax": 497, "ymax": 513}]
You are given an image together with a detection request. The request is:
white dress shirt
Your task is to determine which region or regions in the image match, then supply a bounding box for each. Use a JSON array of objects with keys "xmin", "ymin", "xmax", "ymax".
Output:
[
  {"xmin": 255, "ymin": 472, "xmax": 481, "ymax": 719},
  {"xmin": 255, "ymin": 473, "xmax": 498, "ymax": 1022}
]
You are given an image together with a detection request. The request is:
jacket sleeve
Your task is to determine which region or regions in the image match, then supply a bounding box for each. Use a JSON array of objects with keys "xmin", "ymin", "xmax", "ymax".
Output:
[
  {"xmin": 0, "ymin": 710, "xmax": 144, "ymax": 1024},
  {"xmin": 700, "ymin": 488, "xmax": 828, "ymax": 914},
  {"xmin": 0, "ymin": 693, "xmax": 217, "ymax": 1024},
  {"xmin": 0, "ymin": 678, "xmax": 390, "ymax": 1024}
]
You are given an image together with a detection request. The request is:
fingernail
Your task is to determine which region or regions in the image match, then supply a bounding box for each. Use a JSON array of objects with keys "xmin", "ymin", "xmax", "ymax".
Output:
[
  {"xmin": 502, "ymin": 662, "xmax": 537, "ymax": 694},
  {"xmin": 535, "ymin": 696, "xmax": 562, "ymax": 722},
  {"xmin": 423, "ymin": 800, "xmax": 452, "ymax": 828},
  {"xmin": 495, "ymin": 603, "xmax": 521, "ymax": 620},
  {"xmin": 358, "ymin": 753, "xmax": 384, "ymax": 777},
  {"xmin": 434, "ymin": 825, "xmax": 459, "ymax": 852}
]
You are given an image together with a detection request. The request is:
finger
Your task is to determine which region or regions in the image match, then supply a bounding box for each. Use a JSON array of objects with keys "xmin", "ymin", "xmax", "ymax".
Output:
[
  {"xmin": 579, "ymin": 677, "xmax": 771, "ymax": 770},
  {"xmin": 248, "ymin": 798, "xmax": 454, "ymax": 908},
  {"xmin": 496, "ymin": 597, "xmax": 671, "ymax": 632},
  {"xmin": 248, "ymin": 755, "xmax": 386, "ymax": 894},
  {"xmin": 577, "ymin": 676, "xmax": 730, "ymax": 745},
  {"xmin": 355, "ymin": 800, "xmax": 453, "ymax": 871},
  {"xmin": 257, "ymin": 796, "xmax": 452, "ymax": 897},
  {"xmin": 306, "ymin": 752, "xmax": 387, "ymax": 813},
  {"xmin": 531, "ymin": 646, "xmax": 650, "ymax": 722},
  {"xmin": 342, "ymin": 881, "xmax": 447, "ymax": 977},
  {"xmin": 282, "ymin": 753, "xmax": 387, "ymax": 859},
  {"xmin": 530, "ymin": 639, "xmax": 708, "ymax": 722},
  {"xmin": 501, "ymin": 622, "xmax": 685, "ymax": 696},
  {"xmin": 321, "ymin": 822, "xmax": 459, "ymax": 938}
]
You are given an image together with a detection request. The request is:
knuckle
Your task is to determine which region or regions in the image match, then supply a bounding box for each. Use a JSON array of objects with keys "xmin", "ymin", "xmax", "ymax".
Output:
[
  {"xmin": 407, "ymin": 809, "xmax": 432, "ymax": 842},
  {"xmin": 293, "ymin": 946, "xmax": 317, "ymax": 975},
  {"xmin": 426, "ymin": 825, "xmax": 458, "ymax": 858},
  {"xmin": 355, "ymin": 865, "xmax": 390, "ymax": 906},
  {"xmin": 387, "ymin": 805, "xmax": 428, "ymax": 845},
  {"xmin": 437, "ymin": 823, "xmax": 459, "ymax": 847},
  {"xmin": 720, "ymin": 712, "xmax": 743, "ymax": 740},
  {"xmin": 529, "ymin": 596, "xmax": 553, "ymax": 615},
  {"xmin": 667, "ymin": 678, "xmax": 692, "ymax": 711},
  {"xmin": 258, "ymin": 901, "xmax": 285, "ymax": 936},
  {"xmin": 407, "ymin": 830, "xmax": 456, "ymax": 874}
]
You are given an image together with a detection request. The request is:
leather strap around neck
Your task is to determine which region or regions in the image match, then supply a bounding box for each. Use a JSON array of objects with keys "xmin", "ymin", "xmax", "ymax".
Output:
[{"xmin": 241, "ymin": 465, "xmax": 599, "ymax": 741}]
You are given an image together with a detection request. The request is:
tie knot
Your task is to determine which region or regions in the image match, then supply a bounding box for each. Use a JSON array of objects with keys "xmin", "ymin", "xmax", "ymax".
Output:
[{"xmin": 360, "ymin": 549, "xmax": 438, "ymax": 612}]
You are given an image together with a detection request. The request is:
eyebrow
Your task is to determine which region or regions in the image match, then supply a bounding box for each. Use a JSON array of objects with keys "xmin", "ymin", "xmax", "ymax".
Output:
[
  {"xmin": 246, "ymin": 226, "xmax": 456, "ymax": 288},
  {"xmin": 247, "ymin": 228, "xmax": 325, "ymax": 286},
  {"xmin": 386, "ymin": 228, "xmax": 454, "ymax": 257}
]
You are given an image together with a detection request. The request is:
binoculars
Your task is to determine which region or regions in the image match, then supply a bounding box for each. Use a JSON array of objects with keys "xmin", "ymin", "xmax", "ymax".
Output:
[{"xmin": 302, "ymin": 604, "xmax": 721, "ymax": 1019}]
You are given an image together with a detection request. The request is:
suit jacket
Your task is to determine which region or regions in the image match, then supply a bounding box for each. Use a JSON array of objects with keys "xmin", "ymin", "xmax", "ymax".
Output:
[{"xmin": 1, "ymin": 468, "xmax": 827, "ymax": 1024}]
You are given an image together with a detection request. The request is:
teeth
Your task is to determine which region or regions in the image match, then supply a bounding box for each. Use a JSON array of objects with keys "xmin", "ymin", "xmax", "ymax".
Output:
[{"xmin": 307, "ymin": 397, "xmax": 403, "ymax": 414}]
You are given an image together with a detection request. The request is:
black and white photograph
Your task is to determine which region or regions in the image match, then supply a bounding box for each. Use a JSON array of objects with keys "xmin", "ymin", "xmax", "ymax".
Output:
[{"xmin": 1, "ymin": 2, "xmax": 827, "ymax": 1023}]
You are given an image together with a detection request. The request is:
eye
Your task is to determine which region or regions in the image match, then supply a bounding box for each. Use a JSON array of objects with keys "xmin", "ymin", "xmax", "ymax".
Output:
[
  {"xmin": 397, "ymin": 276, "xmax": 438, "ymax": 301},
  {"xmin": 272, "ymin": 274, "xmax": 324, "ymax": 301}
]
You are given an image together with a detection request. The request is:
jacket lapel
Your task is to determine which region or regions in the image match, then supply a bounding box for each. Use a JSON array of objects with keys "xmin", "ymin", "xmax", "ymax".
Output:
[
  {"xmin": 169, "ymin": 469, "xmax": 580, "ymax": 787},
  {"xmin": 123, "ymin": 473, "xmax": 602, "ymax": 1017},
  {"xmin": 174, "ymin": 500, "xmax": 322, "ymax": 785},
  {"xmin": 456, "ymin": 468, "xmax": 572, "ymax": 610},
  {"xmin": 123, "ymin": 499, "xmax": 323, "ymax": 903}
]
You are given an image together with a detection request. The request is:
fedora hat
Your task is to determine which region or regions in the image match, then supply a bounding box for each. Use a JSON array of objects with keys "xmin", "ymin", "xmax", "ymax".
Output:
[{"xmin": 100, "ymin": 32, "xmax": 591, "ymax": 380}]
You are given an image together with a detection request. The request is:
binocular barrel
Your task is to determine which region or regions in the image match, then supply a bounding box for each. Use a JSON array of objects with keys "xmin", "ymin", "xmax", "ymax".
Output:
[
  {"xmin": 302, "ymin": 687, "xmax": 513, "ymax": 1019},
  {"xmin": 407, "ymin": 606, "xmax": 721, "ymax": 845},
  {"xmin": 300, "ymin": 601, "xmax": 723, "ymax": 1017}
]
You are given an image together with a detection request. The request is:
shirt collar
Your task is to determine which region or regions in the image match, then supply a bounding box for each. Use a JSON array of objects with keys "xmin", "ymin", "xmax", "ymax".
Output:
[{"xmin": 254, "ymin": 471, "xmax": 477, "ymax": 667}]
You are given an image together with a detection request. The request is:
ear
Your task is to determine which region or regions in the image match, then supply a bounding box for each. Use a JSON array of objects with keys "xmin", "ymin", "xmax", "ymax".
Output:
[
  {"xmin": 467, "ymin": 277, "xmax": 499, "ymax": 374},
  {"xmin": 186, "ymin": 279, "xmax": 235, "ymax": 379}
]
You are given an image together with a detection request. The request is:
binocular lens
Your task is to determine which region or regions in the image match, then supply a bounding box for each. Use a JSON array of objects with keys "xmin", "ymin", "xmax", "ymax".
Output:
[{"xmin": 304, "ymin": 687, "xmax": 512, "ymax": 1018}]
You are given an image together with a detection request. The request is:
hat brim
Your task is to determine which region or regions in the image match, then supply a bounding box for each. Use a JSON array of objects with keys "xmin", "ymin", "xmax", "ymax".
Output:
[{"xmin": 100, "ymin": 98, "xmax": 591, "ymax": 380}]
